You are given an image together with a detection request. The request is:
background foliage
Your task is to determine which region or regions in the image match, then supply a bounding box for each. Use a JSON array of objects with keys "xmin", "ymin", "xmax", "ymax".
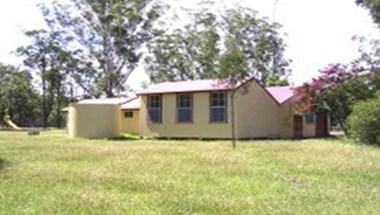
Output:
[{"xmin": 348, "ymin": 92, "xmax": 380, "ymax": 145}]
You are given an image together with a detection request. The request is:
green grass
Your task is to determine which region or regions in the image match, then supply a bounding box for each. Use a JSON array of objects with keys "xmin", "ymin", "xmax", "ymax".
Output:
[{"xmin": 0, "ymin": 131, "xmax": 379, "ymax": 215}]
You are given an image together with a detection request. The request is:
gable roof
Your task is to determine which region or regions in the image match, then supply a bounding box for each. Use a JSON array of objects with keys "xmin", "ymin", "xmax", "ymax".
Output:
[
  {"xmin": 137, "ymin": 79, "xmax": 241, "ymax": 95},
  {"xmin": 120, "ymin": 97, "xmax": 141, "ymax": 110},
  {"xmin": 137, "ymin": 78, "xmax": 295, "ymax": 105},
  {"xmin": 266, "ymin": 86, "xmax": 295, "ymax": 104}
]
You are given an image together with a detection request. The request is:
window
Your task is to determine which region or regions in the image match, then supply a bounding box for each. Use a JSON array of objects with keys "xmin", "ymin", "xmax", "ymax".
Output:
[
  {"xmin": 305, "ymin": 112, "xmax": 315, "ymax": 124},
  {"xmin": 124, "ymin": 111, "xmax": 134, "ymax": 118},
  {"xmin": 148, "ymin": 95, "xmax": 162, "ymax": 123},
  {"xmin": 177, "ymin": 94, "xmax": 193, "ymax": 123},
  {"xmin": 210, "ymin": 92, "xmax": 228, "ymax": 123}
]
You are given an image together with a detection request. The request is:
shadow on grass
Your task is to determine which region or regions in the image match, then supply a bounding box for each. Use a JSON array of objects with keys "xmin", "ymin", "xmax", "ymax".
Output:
[
  {"xmin": 0, "ymin": 159, "xmax": 10, "ymax": 174},
  {"xmin": 108, "ymin": 133, "xmax": 141, "ymax": 141},
  {"xmin": 108, "ymin": 134, "xmax": 348, "ymax": 143}
]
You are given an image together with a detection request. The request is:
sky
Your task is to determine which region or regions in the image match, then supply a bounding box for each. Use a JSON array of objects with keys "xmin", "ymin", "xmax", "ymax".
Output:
[{"xmin": 0, "ymin": 0, "xmax": 379, "ymax": 89}]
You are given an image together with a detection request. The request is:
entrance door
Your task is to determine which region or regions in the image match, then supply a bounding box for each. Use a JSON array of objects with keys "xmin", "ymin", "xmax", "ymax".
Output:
[
  {"xmin": 316, "ymin": 112, "xmax": 328, "ymax": 137},
  {"xmin": 293, "ymin": 115, "xmax": 303, "ymax": 139}
]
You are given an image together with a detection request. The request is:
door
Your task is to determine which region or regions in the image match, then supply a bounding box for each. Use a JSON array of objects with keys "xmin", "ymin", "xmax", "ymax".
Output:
[
  {"xmin": 316, "ymin": 112, "xmax": 328, "ymax": 137},
  {"xmin": 293, "ymin": 115, "xmax": 303, "ymax": 139}
]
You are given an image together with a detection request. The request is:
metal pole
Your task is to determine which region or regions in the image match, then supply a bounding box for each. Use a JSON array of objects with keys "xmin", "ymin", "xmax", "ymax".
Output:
[{"xmin": 231, "ymin": 92, "xmax": 236, "ymax": 149}]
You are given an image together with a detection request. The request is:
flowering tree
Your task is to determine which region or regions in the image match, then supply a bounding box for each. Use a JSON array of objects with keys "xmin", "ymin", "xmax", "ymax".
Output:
[{"xmin": 293, "ymin": 64, "xmax": 380, "ymax": 134}]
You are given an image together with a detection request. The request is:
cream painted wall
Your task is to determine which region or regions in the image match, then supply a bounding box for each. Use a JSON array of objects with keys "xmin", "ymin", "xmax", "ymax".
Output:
[
  {"xmin": 234, "ymin": 82, "xmax": 281, "ymax": 138},
  {"xmin": 68, "ymin": 104, "xmax": 121, "ymax": 138},
  {"xmin": 139, "ymin": 92, "xmax": 232, "ymax": 138},
  {"xmin": 139, "ymin": 80, "xmax": 297, "ymax": 139},
  {"xmin": 121, "ymin": 110, "xmax": 140, "ymax": 134},
  {"xmin": 303, "ymin": 114, "xmax": 317, "ymax": 138},
  {"xmin": 278, "ymin": 101, "xmax": 295, "ymax": 138},
  {"xmin": 279, "ymin": 100, "xmax": 318, "ymax": 138}
]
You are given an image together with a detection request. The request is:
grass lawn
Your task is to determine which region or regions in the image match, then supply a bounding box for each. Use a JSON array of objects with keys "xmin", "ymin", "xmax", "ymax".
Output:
[{"xmin": 0, "ymin": 131, "xmax": 379, "ymax": 215}]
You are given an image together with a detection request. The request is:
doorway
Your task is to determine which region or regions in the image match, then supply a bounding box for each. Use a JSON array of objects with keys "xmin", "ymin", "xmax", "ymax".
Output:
[
  {"xmin": 316, "ymin": 112, "xmax": 329, "ymax": 137},
  {"xmin": 293, "ymin": 115, "xmax": 303, "ymax": 139}
]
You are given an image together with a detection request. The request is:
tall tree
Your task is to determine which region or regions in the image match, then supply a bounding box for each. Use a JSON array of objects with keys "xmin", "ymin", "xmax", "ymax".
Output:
[
  {"xmin": 145, "ymin": 6, "xmax": 290, "ymax": 85},
  {"xmin": 218, "ymin": 6, "xmax": 290, "ymax": 84},
  {"xmin": 17, "ymin": 30, "xmax": 73, "ymax": 127},
  {"xmin": 145, "ymin": 11, "xmax": 220, "ymax": 83},
  {"xmin": 40, "ymin": 0, "xmax": 164, "ymax": 97},
  {"xmin": 217, "ymin": 36, "xmax": 247, "ymax": 82}
]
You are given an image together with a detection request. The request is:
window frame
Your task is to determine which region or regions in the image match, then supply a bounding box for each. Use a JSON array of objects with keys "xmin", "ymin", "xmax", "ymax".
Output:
[
  {"xmin": 305, "ymin": 112, "xmax": 315, "ymax": 124},
  {"xmin": 147, "ymin": 94, "xmax": 162, "ymax": 124},
  {"xmin": 176, "ymin": 93, "xmax": 193, "ymax": 123},
  {"xmin": 124, "ymin": 111, "xmax": 134, "ymax": 118},
  {"xmin": 209, "ymin": 91, "xmax": 228, "ymax": 123}
]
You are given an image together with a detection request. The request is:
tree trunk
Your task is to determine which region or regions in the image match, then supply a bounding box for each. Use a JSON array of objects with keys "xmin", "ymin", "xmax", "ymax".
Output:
[
  {"xmin": 56, "ymin": 84, "xmax": 62, "ymax": 128},
  {"xmin": 41, "ymin": 60, "xmax": 48, "ymax": 128},
  {"xmin": 103, "ymin": 39, "xmax": 114, "ymax": 98}
]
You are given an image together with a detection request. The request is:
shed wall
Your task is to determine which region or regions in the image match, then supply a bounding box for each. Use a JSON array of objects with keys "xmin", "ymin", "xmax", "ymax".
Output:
[
  {"xmin": 68, "ymin": 104, "xmax": 121, "ymax": 138},
  {"xmin": 121, "ymin": 110, "xmax": 140, "ymax": 134}
]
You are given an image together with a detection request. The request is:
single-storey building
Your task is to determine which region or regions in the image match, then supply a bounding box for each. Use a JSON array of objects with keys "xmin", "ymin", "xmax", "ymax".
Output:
[{"xmin": 67, "ymin": 78, "xmax": 330, "ymax": 139}]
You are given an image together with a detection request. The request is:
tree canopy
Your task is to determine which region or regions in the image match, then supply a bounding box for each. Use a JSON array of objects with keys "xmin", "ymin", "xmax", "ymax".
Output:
[
  {"xmin": 40, "ymin": 0, "xmax": 165, "ymax": 97},
  {"xmin": 17, "ymin": 30, "xmax": 74, "ymax": 127},
  {"xmin": 356, "ymin": 0, "xmax": 380, "ymax": 25},
  {"xmin": 145, "ymin": 6, "xmax": 291, "ymax": 85}
]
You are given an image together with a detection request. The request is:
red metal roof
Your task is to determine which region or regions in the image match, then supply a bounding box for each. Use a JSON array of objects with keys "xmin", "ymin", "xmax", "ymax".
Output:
[
  {"xmin": 138, "ymin": 78, "xmax": 295, "ymax": 104},
  {"xmin": 266, "ymin": 86, "xmax": 295, "ymax": 104},
  {"xmin": 137, "ymin": 79, "xmax": 240, "ymax": 95}
]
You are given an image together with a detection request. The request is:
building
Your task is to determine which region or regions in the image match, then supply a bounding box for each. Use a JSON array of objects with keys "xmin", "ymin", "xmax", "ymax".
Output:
[{"xmin": 67, "ymin": 78, "xmax": 329, "ymax": 139}]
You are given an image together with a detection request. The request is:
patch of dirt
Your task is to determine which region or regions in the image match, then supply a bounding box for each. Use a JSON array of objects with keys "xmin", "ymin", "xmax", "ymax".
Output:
[{"xmin": 282, "ymin": 173, "xmax": 307, "ymax": 189}]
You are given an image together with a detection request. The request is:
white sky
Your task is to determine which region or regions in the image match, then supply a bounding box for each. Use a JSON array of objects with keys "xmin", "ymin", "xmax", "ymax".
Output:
[{"xmin": 0, "ymin": 0, "xmax": 379, "ymax": 89}]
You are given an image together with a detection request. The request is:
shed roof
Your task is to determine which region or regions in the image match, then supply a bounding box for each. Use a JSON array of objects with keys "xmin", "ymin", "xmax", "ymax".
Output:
[
  {"xmin": 78, "ymin": 97, "xmax": 130, "ymax": 105},
  {"xmin": 120, "ymin": 97, "xmax": 141, "ymax": 110},
  {"xmin": 266, "ymin": 86, "xmax": 295, "ymax": 104}
]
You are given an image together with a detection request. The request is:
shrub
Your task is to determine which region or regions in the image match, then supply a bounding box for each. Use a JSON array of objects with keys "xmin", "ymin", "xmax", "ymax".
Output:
[{"xmin": 348, "ymin": 93, "xmax": 380, "ymax": 145}]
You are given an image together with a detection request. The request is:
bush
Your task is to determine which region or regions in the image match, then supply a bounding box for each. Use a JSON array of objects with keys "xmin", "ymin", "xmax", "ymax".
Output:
[{"xmin": 348, "ymin": 93, "xmax": 380, "ymax": 145}]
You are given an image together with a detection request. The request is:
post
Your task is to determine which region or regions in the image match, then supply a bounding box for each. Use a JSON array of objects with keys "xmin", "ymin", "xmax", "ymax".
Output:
[{"xmin": 230, "ymin": 92, "xmax": 237, "ymax": 149}]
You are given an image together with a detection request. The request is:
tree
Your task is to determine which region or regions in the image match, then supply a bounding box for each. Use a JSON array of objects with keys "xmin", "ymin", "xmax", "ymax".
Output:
[
  {"xmin": 145, "ymin": 11, "xmax": 220, "ymax": 83},
  {"xmin": 145, "ymin": 6, "xmax": 290, "ymax": 85},
  {"xmin": 217, "ymin": 37, "xmax": 247, "ymax": 83},
  {"xmin": 0, "ymin": 64, "xmax": 40, "ymax": 127},
  {"xmin": 293, "ymin": 64, "xmax": 380, "ymax": 134},
  {"xmin": 40, "ymin": 0, "xmax": 165, "ymax": 97},
  {"xmin": 348, "ymin": 92, "xmax": 380, "ymax": 145},
  {"xmin": 218, "ymin": 6, "xmax": 290, "ymax": 84},
  {"xmin": 266, "ymin": 74, "xmax": 289, "ymax": 86},
  {"xmin": 17, "ymin": 30, "xmax": 73, "ymax": 127},
  {"xmin": 356, "ymin": 0, "xmax": 380, "ymax": 25}
]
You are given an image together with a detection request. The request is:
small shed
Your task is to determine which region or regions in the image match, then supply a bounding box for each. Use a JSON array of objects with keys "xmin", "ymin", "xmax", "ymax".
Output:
[{"xmin": 67, "ymin": 98, "xmax": 130, "ymax": 138}]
